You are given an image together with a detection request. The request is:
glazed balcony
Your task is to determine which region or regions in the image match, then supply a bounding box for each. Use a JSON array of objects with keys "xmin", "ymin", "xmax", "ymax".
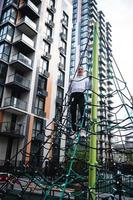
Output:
[
  {"xmin": 0, "ymin": 121, "xmax": 24, "ymax": 138},
  {"xmin": 19, "ymin": 0, "xmax": 39, "ymax": 20},
  {"xmin": 10, "ymin": 53, "xmax": 32, "ymax": 71},
  {"xmin": 16, "ymin": 16, "xmax": 37, "ymax": 37},
  {"xmin": 13, "ymin": 34, "xmax": 35, "ymax": 53},
  {"xmin": 4, "ymin": 97, "xmax": 27, "ymax": 112},
  {"xmin": 6, "ymin": 73, "xmax": 30, "ymax": 92}
]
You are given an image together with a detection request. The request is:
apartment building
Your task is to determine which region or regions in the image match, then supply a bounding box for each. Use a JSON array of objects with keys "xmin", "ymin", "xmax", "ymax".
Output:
[
  {"xmin": 70, "ymin": 0, "xmax": 113, "ymax": 163},
  {"xmin": 0, "ymin": 0, "xmax": 72, "ymax": 168}
]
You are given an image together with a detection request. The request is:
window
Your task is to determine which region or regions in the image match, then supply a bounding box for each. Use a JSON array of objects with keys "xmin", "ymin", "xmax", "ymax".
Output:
[
  {"xmin": 57, "ymin": 87, "xmax": 63, "ymax": 99},
  {"xmin": 59, "ymin": 54, "xmax": 66, "ymax": 70},
  {"xmin": 0, "ymin": 25, "xmax": 14, "ymax": 42},
  {"xmin": 47, "ymin": 10, "xmax": 53, "ymax": 22},
  {"xmin": 62, "ymin": 25, "xmax": 67, "ymax": 40},
  {"xmin": 35, "ymin": 97, "xmax": 45, "ymax": 116},
  {"xmin": 70, "ymin": 60, "xmax": 75, "ymax": 68},
  {"xmin": 0, "ymin": 43, "xmax": 11, "ymax": 62},
  {"xmin": 58, "ymin": 70, "xmax": 64, "ymax": 87},
  {"xmin": 33, "ymin": 118, "xmax": 44, "ymax": 136},
  {"xmin": 35, "ymin": 98, "xmax": 44, "ymax": 110},
  {"xmin": 43, "ymin": 41, "xmax": 50, "ymax": 53},
  {"xmin": 0, "ymin": 62, "xmax": 7, "ymax": 83},
  {"xmin": 55, "ymin": 104, "xmax": 62, "ymax": 120},
  {"xmin": 0, "ymin": 85, "xmax": 4, "ymax": 106},
  {"xmin": 60, "ymin": 39, "xmax": 66, "ymax": 54},
  {"xmin": 45, "ymin": 25, "xmax": 52, "ymax": 37},
  {"xmin": 38, "ymin": 76, "xmax": 47, "ymax": 91},
  {"xmin": 49, "ymin": 0, "xmax": 55, "ymax": 7},
  {"xmin": 63, "ymin": 11, "xmax": 68, "ymax": 26},
  {"xmin": 40, "ymin": 58, "xmax": 49, "ymax": 73},
  {"xmin": 1, "ymin": 8, "xmax": 17, "ymax": 24}
]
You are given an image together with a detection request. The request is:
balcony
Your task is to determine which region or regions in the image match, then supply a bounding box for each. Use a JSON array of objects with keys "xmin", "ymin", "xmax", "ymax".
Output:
[
  {"xmin": 39, "ymin": 67, "xmax": 50, "ymax": 78},
  {"xmin": 13, "ymin": 34, "xmax": 35, "ymax": 53},
  {"xmin": 19, "ymin": 0, "xmax": 40, "ymax": 20},
  {"xmin": 34, "ymin": 107, "xmax": 46, "ymax": 118},
  {"xmin": 45, "ymin": 20, "xmax": 55, "ymax": 28},
  {"xmin": 59, "ymin": 47, "xmax": 66, "ymax": 55},
  {"xmin": 47, "ymin": 5, "xmax": 56, "ymax": 14},
  {"xmin": 6, "ymin": 74, "xmax": 30, "ymax": 92},
  {"xmin": 44, "ymin": 35, "xmax": 53, "ymax": 44},
  {"xmin": 3, "ymin": 97, "xmax": 27, "ymax": 113},
  {"xmin": 16, "ymin": 16, "xmax": 37, "ymax": 37},
  {"xmin": 58, "ymin": 62, "xmax": 65, "ymax": 71},
  {"xmin": 10, "ymin": 53, "xmax": 32, "ymax": 71},
  {"xmin": 42, "ymin": 52, "xmax": 51, "ymax": 60},
  {"xmin": 60, "ymin": 32, "xmax": 67, "ymax": 41},
  {"xmin": 61, "ymin": 19, "xmax": 68, "ymax": 27},
  {"xmin": 32, "ymin": 130, "xmax": 44, "ymax": 141},
  {"xmin": 0, "ymin": 121, "xmax": 24, "ymax": 138}
]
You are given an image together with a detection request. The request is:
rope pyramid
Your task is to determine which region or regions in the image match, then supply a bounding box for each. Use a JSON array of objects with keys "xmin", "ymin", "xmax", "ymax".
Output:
[{"xmin": 1, "ymin": 28, "xmax": 133, "ymax": 200}]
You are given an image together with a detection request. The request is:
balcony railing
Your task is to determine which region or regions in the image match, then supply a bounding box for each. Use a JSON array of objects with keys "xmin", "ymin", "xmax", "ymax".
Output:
[
  {"xmin": 0, "ymin": 121, "xmax": 24, "ymax": 137},
  {"xmin": 19, "ymin": 0, "xmax": 39, "ymax": 14},
  {"xmin": 11, "ymin": 53, "xmax": 32, "ymax": 67},
  {"xmin": 17, "ymin": 16, "xmax": 37, "ymax": 30},
  {"xmin": 4, "ymin": 97, "xmax": 27, "ymax": 111},
  {"xmin": 14, "ymin": 33, "xmax": 34, "ymax": 48},
  {"xmin": 7, "ymin": 74, "xmax": 30, "ymax": 89},
  {"xmin": 27, "ymin": 0, "xmax": 39, "ymax": 13},
  {"xmin": 39, "ymin": 67, "xmax": 49, "ymax": 78}
]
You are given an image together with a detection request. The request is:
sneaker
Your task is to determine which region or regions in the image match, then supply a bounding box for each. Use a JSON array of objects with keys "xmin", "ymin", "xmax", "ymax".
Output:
[{"xmin": 80, "ymin": 129, "xmax": 86, "ymax": 137}]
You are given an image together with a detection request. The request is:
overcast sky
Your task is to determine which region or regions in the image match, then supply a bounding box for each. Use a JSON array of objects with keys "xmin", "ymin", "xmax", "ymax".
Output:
[{"xmin": 97, "ymin": 0, "xmax": 133, "ymax": 92}]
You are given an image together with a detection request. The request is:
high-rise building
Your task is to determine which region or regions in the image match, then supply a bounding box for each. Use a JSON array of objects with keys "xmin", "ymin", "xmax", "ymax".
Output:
[
  {"xmin": 70, "ymin": 0, "xmax": 113, "ymax": 163},
  {"xmin": 0, "ymin": 0, "xmax": 72, "ymax": 167}
]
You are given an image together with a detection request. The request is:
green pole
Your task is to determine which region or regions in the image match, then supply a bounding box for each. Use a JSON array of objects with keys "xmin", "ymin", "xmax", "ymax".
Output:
[{"xmin": 88, "ymin": 22, "xmax": 99, "ymax": 200}]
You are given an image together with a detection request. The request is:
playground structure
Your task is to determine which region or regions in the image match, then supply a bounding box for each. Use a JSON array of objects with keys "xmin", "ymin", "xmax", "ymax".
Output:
[{"xmin": 0, "ymin": 23, "xmax": 133, "ymax": 200}]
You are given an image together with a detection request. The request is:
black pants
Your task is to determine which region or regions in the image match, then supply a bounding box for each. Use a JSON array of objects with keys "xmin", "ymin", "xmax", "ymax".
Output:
[{"xmin": 70, "ymin": 92, "xmax": 85, "ymax": 131}]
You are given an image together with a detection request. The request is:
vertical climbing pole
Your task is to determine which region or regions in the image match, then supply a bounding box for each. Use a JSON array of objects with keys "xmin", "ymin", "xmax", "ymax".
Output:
[{"xmin": 88, "ymin": 22, "xmax": 99, "ymax": 200}]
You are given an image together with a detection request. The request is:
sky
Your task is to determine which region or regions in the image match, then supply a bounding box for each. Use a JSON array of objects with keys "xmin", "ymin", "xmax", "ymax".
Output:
[{"xmin": 97, "ymin": 0, "xmax": 133, "ymax": 92}]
